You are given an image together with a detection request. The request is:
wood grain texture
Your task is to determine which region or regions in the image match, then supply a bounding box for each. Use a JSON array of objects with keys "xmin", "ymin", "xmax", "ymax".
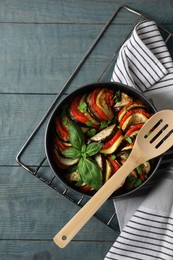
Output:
[
  {"xmin": 0, "ymin": 167, "xmax": 118, "ymax": 240},
  {"xmin": 0, "ymin": 24, "xmax": 135, "ymax": 94},
  {"xmin": 1, "ymin": 1, "xmax": 173, "ymax": 259},
  {"xmin": 0, "ymin": 241, "xmax": 114, "ymax": 260},
  {"xmin": 0, "ymin": 0, "xmax": 172, "ymax": 24}
]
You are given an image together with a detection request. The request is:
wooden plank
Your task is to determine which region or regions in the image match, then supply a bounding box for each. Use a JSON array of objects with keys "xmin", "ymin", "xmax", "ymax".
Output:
[
  {"xmin": 0, "ymin": 24, "xmax": 136, "ymax": 94},
  {"xmin": 0, "ymin": 94, "xmax": 55, "ymax": 165},
  {"xmin": 0, "ymin": 2, "xmax": 173, "ymax": 260},
  {"xmin": 0, "ymin": 23, "xmax": 172, "ymax": 94},
  {"xmin": 0, "ymin": 0, "xmax": 172, "ymax": 24},
  {"xmin": 0, "ymin": 167, "xmax": 118, "ymax": 241},
  {"xmin": 0, "ymin": 240, "xmax": 114, "ymax": 260}
]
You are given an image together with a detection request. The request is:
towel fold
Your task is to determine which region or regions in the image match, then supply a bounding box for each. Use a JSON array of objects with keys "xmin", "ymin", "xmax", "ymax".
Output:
[{"xmin": 105, "ymin": 20, "xmax": 173, "ymax": 260}]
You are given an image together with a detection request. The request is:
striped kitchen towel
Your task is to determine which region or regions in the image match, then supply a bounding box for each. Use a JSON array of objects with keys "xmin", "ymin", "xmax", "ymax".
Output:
[{"xmin": 105, "ymin": 20, "xmax": 173, "ymax": 260}]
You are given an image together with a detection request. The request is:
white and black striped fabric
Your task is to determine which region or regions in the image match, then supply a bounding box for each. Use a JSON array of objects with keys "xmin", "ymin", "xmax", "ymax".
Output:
[
  {"xmin": 111, "ymin": 20, "xmax": 173, "ymax": 110},
  {"xmin": 105, "ymin": 20, "xmax": 173, "ymax": 260}
]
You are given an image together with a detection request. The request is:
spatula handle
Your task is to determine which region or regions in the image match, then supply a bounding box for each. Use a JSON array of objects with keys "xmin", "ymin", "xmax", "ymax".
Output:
[{"xmin": 53, "ymin": 157, "xmax": 138, "ymax": 248}]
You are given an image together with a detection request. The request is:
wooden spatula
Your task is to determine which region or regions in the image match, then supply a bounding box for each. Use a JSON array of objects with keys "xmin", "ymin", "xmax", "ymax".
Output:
[{"xmin": 53, "ymin": 110, "xmax": 173, "ymax": 248}]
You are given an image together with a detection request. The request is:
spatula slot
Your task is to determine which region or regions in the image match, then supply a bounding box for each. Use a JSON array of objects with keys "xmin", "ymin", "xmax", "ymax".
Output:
[
  {"xmin": 155, "ymin": 129, "xmax": 173, "ymax": 149},
  {"xmin": 144, "ymin": 119, "xmax": 163, "ymax": 139},
  {"xmin": 149, "ymin": 124, "xmax": 168, "ymax": 144}
]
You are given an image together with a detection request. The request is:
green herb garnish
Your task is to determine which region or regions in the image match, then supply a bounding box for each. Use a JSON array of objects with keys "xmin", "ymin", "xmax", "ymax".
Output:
[
  {"xmin": 125, "ymin": 153, "xmax": 129, "ymax": 159},
  {"xmin": 146, "ymin": 131, "xmax": 152, "ymax": 137},
  {"xmin": 87, "ymin": 128, "xmax": 97, "ymax": 137},
  {"xmin": 134, "ymin": 179, "xmax": 142, "ymax": 188},
  {"xmin": 110, "ymin": 155, "xmax": 116, "ymax": 160},
  {"xmin": 77, "ymin": 101, "xmax": 87, "ymax": 113},
  {"xmin": 136, "ymin": 165, "xmax": 143, "ymax": 174},
  {"xmin": 124, "ymin": 107, "xmax": 128, "ymax": 113},
  {"xmin": 114, "ymin": 90, "xmax": 121, "ymax": 103},
  {"xmin": 125, "ymin": 135, "xmax": 132, "ymax": 144},
  {"xmin": 62, "ymin": 121, "xmax": 103, "ymax": 190},
  {"xmin": 85, "ymin": 121, "xmax": 92, "ymax": 127},
  {"xmin": 100, "ymin": 121, "xmax": 108, "ymax": 129}
]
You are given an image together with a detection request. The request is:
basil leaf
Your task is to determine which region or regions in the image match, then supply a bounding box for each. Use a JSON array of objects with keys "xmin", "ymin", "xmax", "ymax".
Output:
[
  {"xmin": 68, "ymin": 121, "xmax": 85, "ymax": 149},
  {"xmin": 62, "ymin": 147, "xmax": 81, "ymax": 159},
  {"xmin": 86, "ymin": 142, "xmax": 103, "ymax": 157},
  {"xmin": 81, "ymin": 144, "xmax": 87, "ymax": 158},
  {"xmin": 78, "ymin": 158, "xmax": 102, "ymax": 190}
]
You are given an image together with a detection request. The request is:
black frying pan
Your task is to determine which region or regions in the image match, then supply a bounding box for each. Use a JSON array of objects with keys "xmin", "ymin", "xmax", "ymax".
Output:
[{"xmin": 45, "ymin": 82, "xmax": 161, "ymax": 198}]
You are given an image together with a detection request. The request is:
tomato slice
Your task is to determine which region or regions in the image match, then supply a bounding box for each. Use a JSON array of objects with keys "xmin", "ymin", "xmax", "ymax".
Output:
[
  {"xmin": 96, "ymin": 89, "xmax": 114, "ymax": 119},
  {"xmin": 55, "ymin": 116, "xmax": 69, "ymax": 141},
  {"xmin": 78, "ymin": 185, "xmax": 92, "ymax": 193},
  {"xmin": 70, "ymin": 95, "xmax": 90, "ymax": 124},
  {"xmin": 54, "ymin": 135, "xmax": 71, "ymax": 151},
  {"xmin": 105, "ymin": 91, "xmax": 114, "ymax": 106},
  {"xmin": 119, "ymin": 109, "xmax": 152, "ymax": 129},
  {"xmin": 118, "ymin": 101, "xmax": 144, "ymax": 121},
  {"xmin": 52, "ymin": 150, "xmax": 68, "ymax": 169},
  {"xmin": 140, "ymin": 172, "xmax": 145, "ymax": 181},
  {"xmin": 107, "ymin": 156, "xmax": 121, "ymax": 174},
  {"xmin": 91, "ymin": 89, "xmax": 109, "ymax": 120},
  {"xmin": 125, "ymin": 123, "xmax": 144, "ymax": 136},
  {"xmin": 102, "ymin": 129, "xmax": 122, "ymax": 149}
]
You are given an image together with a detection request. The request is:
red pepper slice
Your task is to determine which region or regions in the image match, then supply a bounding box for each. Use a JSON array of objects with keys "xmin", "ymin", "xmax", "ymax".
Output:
[
  {"xmin": 96, "ymin": 89, "xmax": 114, "ymax": 119},
  {"xmin": 51, "ymin": 150, "xmax": 68, "ymax": 169},
  {"xmin": 91, "ymin": 89, "xmax": 109, "ymax": 120},
  {"xmin": 105, "ymin": 91, "xmax": 114, "ymax": 106},
  {"xmin": 140, "ymin": 172, "xmax": 145, "ymax": 181},
  {"xmin": 107, "ymin": 156, "xmax": 121, "ymax": 174},
  {"xmin": 118, "ymin": 101, "xmax": 144, "ymax": 120},
  {"xmin": 54, "ymin": 135, "xmax": 70, "ymax": 151},
  {"xmin": 78, "ymin": 185, "xmax": 91, "ymax": 193},
  {"xmin": 70, "ymin": 95, "xmax": 89, "ymax": 124},
  {"xmin": 119, "ymin": 109, "xmax": 152, "ymax": 129},
  {"xmin": 102, "ymin": 129, "xmax": 122, "ymax": 149},
  {"xmin": 125, "ymin": 123, "xmax": 144, "ymax": 136},
  {"xmin": 55, "ymin": 116, "xmax": 69, "ymax": 141}
]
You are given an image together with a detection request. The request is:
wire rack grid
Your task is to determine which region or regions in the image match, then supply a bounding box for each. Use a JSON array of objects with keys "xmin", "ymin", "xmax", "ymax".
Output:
[{"xmin": 16, "ymin": 5, "xmax": 173, "ymax": 233}]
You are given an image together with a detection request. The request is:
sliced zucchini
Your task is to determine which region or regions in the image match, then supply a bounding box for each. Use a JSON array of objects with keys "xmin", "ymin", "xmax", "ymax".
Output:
[
  {"xmin": 86, "ymin": 91, "xmax": 102, "ymax": 122},
  {"xmin": 118, "ymin": 102, "xmax": 145, "ymax": 122},
  {"xmin": 100, "ymin": 134, "xmax": 124, "ymax": 154},
  {"xmin": 105, "ymin": 159, "xmax": 112, "ymax": 182},
  {"xmin": 96, "ymin": 89, "xmax": 114, "ymax": 120},
  {"xmin": 95, "ymin": 154, "xmax": 105, "ymax": 170},
  {"xmin": 79, "ymin": 94, "xmax": 100, "ymax": 125},
  {"xmin": 64, "ymin": 171, "xmax": 79, "ymax": 182},
  {"xmin": 121, "ymin": 143, "xmax": 134, "ymax": 151},
  {"xmin": 121, "ymin": 112, "xmax": 149, "ymax": 131},
  {"xmin": 142, "ymin": 161, "xmax": 151, "ymax": 174}
]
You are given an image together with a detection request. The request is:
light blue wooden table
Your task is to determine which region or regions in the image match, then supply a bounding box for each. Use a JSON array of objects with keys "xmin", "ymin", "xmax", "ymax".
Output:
[{"xmin": 1, "ymin": 1, "xmax": 173, "ymax": 259}]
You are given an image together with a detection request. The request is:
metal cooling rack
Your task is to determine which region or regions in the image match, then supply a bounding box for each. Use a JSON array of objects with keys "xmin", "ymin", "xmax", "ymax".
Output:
[{"xmin": 16, "ymin": 5, "xmax": 173, "ymax": 233}]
